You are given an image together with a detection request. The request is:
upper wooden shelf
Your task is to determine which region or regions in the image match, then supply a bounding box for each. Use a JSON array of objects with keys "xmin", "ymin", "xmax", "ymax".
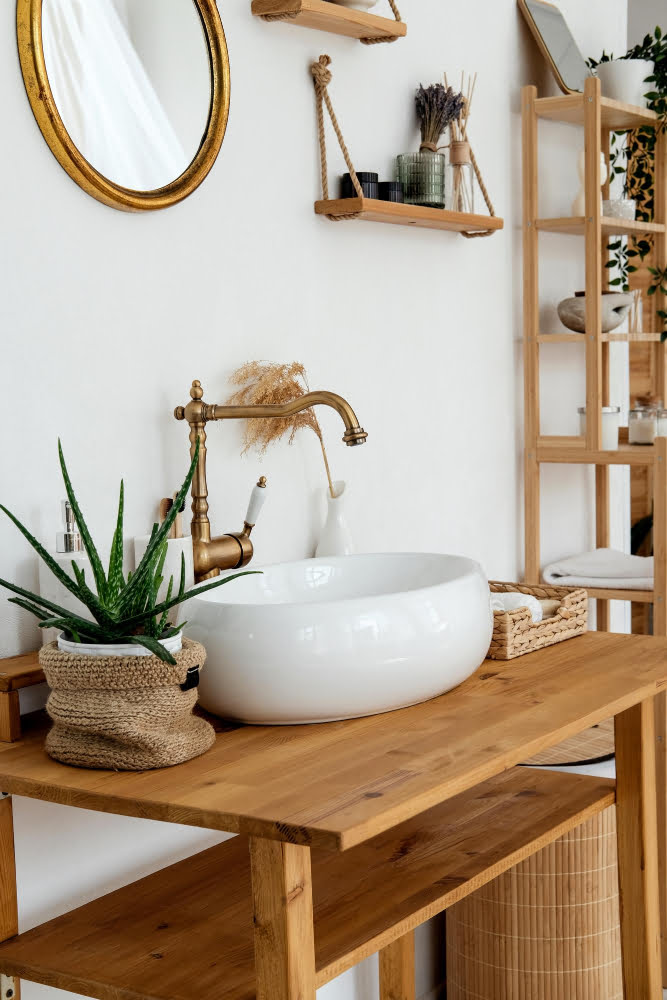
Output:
[
  {"xmin": 251, "ymin": 0, "xmax": 407, "ymax": 40},
  {"xmin": 535, "ymin": 94, "xmax": 658, "ymax": 131},
  {"xmin": 0, "ymin": 651, "xmax": 43, "ymax": 692},
  {"xmin": 315, "ymin": 197, "xmax": 504, "ymax": 233},
  {"xmin": 536, "ymin": 216, "xmax": 665, "ymax": 237},
  {"xmin": 0, "ymin": 633, "xmax": 665, "ymax": 851},
  {"xmin": 537, "ymin": 332, "xmax": 664, "ymax": 343},
  {"xmin": 0, "ymin": 766, "xmax": 614, "ymax": 1000},
  {"xmin": 537, "ymin": 436, "xmax": 659, "ymax": 465}
]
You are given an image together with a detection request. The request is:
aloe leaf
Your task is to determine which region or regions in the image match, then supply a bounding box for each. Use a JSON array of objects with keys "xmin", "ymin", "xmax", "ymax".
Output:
[
  {"xmin": 0, "ymin": 503, "xmax": 92, "ymax": 607},
  {"xmin": 130, "ymin": 635, "xmax": 177, "ymax": 664},
  {"xmin": 158, "ymin": 575, "xmax": 174, "ymax": 635},
  {"xmin": 107, "ymin": 481, "xmax": 125, "ymax": 602},
  {"xmin": 177, "ymin": 553, "xmax": 186, "ymax": 600},
  {"xmin": 113, "ymin": 441, "xmax": 199, "ymax": 615},
  {"xmin": 58, "ymin": 440, "xmax": 108, "ymax": 601},
  {"xmin": 70, "ymin": 562, "xmax": 117, "ymax": 628},
  {"xmin": 0, "ymin": 575, "xmax": 99, "ymax": 624},
  {"xmin": 120, "ymin": 570, "xmax": 261, "ymax": 632}
]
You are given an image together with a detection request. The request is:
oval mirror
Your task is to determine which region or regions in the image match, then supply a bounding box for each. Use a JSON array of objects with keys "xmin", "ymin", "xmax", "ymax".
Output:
[{"xmin": 17, "ymin": 0, "xmax": 230, "ymax": 211}]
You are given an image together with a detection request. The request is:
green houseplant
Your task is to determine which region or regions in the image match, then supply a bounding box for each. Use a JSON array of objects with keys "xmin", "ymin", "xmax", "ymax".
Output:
[{"xmin": 0, "ymin": 440, "xmax": 256, "ymax": 770}]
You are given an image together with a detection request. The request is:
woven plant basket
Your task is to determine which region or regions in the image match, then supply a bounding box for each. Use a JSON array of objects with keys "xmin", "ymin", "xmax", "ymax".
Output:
[
  {"xmin": 39, "ymin": 637, "xmax": 215, "ymax": 771},
  {"xmin": 446, "ymin": 807, "xmax": 621, "ymax": 999},
  {"xmin": 488, "ymin": 581, "xmax": 588, "ymax": 660}
]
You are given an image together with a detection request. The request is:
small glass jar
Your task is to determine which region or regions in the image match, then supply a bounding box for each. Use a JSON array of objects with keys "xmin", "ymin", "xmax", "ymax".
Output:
[
  {"xmin": 578, "ymin": 406, "xmax": 621, "ymax": 450},
  {"xmin": 658, "ymin": 408, "xmax": 667, "ymax": 437},
  {"xmin": 396, "ymin": 152, "xmax": 446, "ymax": 209},
  {"xmin": 629, "ymin": 407, "xmax": 657, "ymax": 445},
  {"xmin": 448, "ymin": 141, "xmax": 475, "ymax": 213}
]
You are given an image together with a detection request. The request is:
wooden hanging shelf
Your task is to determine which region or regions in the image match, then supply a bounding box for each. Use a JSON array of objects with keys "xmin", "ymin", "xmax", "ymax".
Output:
[
  {"xmin": 315, "ymin": 197, "xmax": 505, "ymax": 233},
  {"xmin": 251, "ymin": 0, "xmax": 406, "ymax": 40}
]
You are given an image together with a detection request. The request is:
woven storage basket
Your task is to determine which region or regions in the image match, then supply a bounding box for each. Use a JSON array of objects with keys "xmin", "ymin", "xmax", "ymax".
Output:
[
  {"xmin": 40, "ymin": 637, "xmax": 215, "ymax": 771},
  {"xmin": 446, "ymin": 807, "xmax": 621, "ymax": 999},
  {"xmin": 488, "ymin": 581, "xmax": 588, "ymax": 660}
]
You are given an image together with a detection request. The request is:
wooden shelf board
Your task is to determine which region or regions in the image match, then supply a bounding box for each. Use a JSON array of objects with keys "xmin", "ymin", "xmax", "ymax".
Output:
[
  {"xmin": 537, "ymin": 439, "xmax": 657, "ymax": 465},
  {"xmin": 536, "ymin": 216, "xmax": 665, "ymax": 237},
  {"xmin": 537, "ymin": 332, "xmax": 662, "ymax": 343},
  {"xmin": 315, "ymin": 197, "xmax": 504, "ymax": 233},
  {"xmin": 0, "ymin": 634, "xmax": 665, "ymax": 850},
  {"xmin": 534, "ymin": 94, "xmax": 658, "ymax": 130},
  {"xmin": 586, "ymin": 587, "xmax": 654, "ymax": 603},
  {"xmin": 0, "ymin": 768, "xmax": 615, "ymax": 1000},
  {"xmin": 0, "ymin": 652, "xmax": 43, "ymax": 693},
  {"xmin": 251, "ymin": 0, "xmax": 406, "ymax": 39}
]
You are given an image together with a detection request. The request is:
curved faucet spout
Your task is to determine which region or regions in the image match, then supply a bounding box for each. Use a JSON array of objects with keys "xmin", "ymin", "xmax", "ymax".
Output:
[
  {"xmin": 174, "ymin": 380, "xmax": 367, "ymax": 581},
  {"xmin": 204, "ymin": 391, "xmax": 368, "ymax": 447}
]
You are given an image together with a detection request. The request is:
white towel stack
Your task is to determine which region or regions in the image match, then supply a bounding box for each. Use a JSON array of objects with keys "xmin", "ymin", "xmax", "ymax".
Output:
[
  {"xmin": 542, "ymin": 548, "xmax": 653, "ymax": 591},
  {"xmin": 491, "ymin": 592, "xmax": 543, "ymax": 623}
]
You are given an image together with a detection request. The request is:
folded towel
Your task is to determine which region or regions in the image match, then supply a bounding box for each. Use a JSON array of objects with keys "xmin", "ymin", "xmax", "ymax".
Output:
[
  {"xmin": 491, "ymin": 592, "xmax": 543, "ymax": 623},
  {"xmin": 543, "ymin": 548, "xmax": 653, "ymax": 590}
]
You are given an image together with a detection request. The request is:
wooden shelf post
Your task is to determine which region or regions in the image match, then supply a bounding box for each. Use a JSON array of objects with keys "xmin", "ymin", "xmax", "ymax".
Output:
[{"xmin": 523, "ymin": 85, "xmax": 540, "ymax": 584}]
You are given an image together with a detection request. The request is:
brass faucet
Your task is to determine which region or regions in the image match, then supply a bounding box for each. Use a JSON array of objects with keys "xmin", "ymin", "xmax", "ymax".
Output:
[{"xmin": 175, "ymin": 380, "xmax": 368, "ymax": 582}]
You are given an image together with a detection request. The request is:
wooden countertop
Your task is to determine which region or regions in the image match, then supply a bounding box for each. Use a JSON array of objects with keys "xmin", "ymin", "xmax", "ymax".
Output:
[{"xmin": 0, "ymin": 632, "xmax": 665, "ymax": 851}]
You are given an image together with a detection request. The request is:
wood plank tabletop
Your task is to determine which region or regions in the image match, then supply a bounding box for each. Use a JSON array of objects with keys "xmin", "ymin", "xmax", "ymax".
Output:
[{"xmin": 0, "ymin": 633, "xmax": 664, "ymax": 850}]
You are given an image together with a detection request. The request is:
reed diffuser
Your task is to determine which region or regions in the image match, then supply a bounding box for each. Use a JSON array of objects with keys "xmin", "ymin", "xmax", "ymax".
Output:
[
  {"xmin": 447, "ymin": 71, "xmax": 477, "ymax": 213},
  {"xmin": 226, "ymin": 361, "xmax": 337, "ymax": 498},
  {"xmin": 397, "ymin": 83, "xmax": 464, "ymax": 209}
]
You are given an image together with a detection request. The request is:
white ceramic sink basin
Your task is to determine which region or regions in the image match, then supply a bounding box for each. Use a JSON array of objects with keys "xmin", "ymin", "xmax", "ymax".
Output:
[{"xmin": 186, "ymin": 553, "xmax": 492, "ymax": 725}]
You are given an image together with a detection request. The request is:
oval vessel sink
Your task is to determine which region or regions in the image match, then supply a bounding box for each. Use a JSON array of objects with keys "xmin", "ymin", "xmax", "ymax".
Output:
[{"xmin": 187, "ymin": 553, "xmax": 492, "ymax": 725}]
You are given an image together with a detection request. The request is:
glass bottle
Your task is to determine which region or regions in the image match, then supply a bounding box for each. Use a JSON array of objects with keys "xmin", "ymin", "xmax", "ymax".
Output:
[{"xmin": 448, "ymin": 140, "xmax": 474, "ymax": 213}]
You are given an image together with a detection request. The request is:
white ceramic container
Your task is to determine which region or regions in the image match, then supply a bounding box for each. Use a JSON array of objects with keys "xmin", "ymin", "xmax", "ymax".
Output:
[
  {"xmin": 578, "ymin": 406, "xmax": 621, "ymax": 450},
  {"xmin": 187, "ymin": 552, "xmax": 493, "ymax": 724},
  {"xmin": 57, "ymin": 632, "xmax": 183, "ymax": 657},
  {"xmin": 595, "ymin": 59, "xmax": 654, "ymax": 108},
  {"xmin": 315, "ymin": 480, "xmax": 354, "ymax": 558}
]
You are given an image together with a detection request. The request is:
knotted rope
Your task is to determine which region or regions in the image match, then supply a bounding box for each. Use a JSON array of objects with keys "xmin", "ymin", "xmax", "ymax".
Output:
[
  {"xmin": 311, "ymin": 55, "xmax": 362, "ymax": 220},
  {"xmin": 360, "ymin": 0, "xmax": 402, "ymax": 44}
]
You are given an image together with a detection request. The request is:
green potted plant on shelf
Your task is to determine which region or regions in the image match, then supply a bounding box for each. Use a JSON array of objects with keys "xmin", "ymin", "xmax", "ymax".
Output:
[{"xmin": 0, "ymin": 440, "xmax": 256, "ymax": 771}]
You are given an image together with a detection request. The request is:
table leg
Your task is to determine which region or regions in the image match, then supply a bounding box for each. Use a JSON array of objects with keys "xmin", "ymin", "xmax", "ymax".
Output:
[
  {"xmin": 0, "ymin": 694, "xmax": 20, "ymax": 743},
  {"xmin": 615, "ymin": 699, "xmax": 662, "ymax": 999},
  {"xmin": 249, "ymin": 838, "xmax": 316, "ymax": 1000},
  {"xmin": 0, "ymin": 795, "xmax": 19, "ymax": 1000},
  {"xmin": 379, "ymin": 930, "xmax": 415, "ymax": 1000}
]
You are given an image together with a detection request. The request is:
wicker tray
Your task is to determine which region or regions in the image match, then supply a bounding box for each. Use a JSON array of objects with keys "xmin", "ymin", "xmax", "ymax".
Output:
[{"xmin": 488, "ymin": 581, "xmax": 588, "ymax": 660}]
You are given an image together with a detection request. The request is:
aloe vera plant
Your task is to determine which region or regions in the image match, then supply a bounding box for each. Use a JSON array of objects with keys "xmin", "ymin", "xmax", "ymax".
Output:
[{"xmin": 0, "ymin": 440, "xmax": 256, "ymax": 663}]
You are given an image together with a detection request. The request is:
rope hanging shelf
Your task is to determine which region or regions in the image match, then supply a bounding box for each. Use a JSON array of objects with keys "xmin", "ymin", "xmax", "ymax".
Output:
[
  {"xmin": 310, "ymin": 55, "xmax": 504, "ymax": 238},
  {"xmin": 251, "ymin": 0, "xmax": 406, "ymax": 43}
]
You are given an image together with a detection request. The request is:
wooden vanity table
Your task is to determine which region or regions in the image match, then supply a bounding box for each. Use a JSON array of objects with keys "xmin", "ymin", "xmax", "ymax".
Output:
[{"xmin": 0, "ymin": 631, "xmax": 665, "ymax": 1000}]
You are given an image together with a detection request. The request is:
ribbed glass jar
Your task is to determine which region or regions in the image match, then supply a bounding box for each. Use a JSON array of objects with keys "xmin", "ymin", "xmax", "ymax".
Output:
[{"xmin": 396, "ymin": 152, "xmax": 446, "ymax": 209}]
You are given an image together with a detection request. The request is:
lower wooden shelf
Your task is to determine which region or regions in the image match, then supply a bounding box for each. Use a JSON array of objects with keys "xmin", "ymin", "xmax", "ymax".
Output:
[
  {"xmin": 586, "ymin": 587, "xmax": 654, "ymax": 603},
  {"xmin": 537, "ymin": 438, "xmax": 658, "ymax": 466},
  {"xmin": 315, "ymin": 197, "xmax": 504, "ymax": 233},
  {"xmin": 0, "ymin": 767, "xmax": 614, "ymax": 1000}
]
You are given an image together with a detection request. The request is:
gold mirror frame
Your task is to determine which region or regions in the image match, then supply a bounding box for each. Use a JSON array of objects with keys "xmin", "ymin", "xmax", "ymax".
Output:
[{"xmin": 16, "ymin": 0, "xmax": 230, "ymax": 212}]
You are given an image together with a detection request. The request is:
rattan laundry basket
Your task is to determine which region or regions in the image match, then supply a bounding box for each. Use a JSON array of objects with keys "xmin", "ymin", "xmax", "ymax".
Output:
[
  {"xmin": 488, "ymin": 581, "xmax": 588, "ymax": 660},
  {"xmin": 446, "ymin": 807, "xmax": 621, "ymax": 999}
]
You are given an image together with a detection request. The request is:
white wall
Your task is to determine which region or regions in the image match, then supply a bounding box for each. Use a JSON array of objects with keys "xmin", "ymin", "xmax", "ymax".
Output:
[
  {"xmin": 629, "ymin": 0, "xmax": 664, "ymax": 46},
  {"xmin": 0, "ymin": 2, "xmax": 626, "ymax": 998}
]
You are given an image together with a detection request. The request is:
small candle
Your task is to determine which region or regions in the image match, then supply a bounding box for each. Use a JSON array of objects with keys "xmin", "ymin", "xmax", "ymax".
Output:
[{"xmin": 629, "ymin": 408, "xmax": 657, "ymax": 445}]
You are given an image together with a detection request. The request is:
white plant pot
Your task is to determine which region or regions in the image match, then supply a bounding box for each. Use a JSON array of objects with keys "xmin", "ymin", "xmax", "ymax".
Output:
[
  {"xmin": 57, "ymin": 632, "xmax": 183, "ymax": 658},
  {"xmin": 595, "ymin": 59, "xmax": 654, "ymax": 108}
]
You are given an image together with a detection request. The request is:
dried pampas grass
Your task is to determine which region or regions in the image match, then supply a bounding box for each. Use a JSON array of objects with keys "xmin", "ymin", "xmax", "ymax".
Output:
[{"xmin": 227, "ymin": 361, "xmax": 335, "ymax": 498}]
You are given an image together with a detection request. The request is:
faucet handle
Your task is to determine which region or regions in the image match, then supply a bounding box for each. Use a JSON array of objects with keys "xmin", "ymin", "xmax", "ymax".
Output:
[{"xmin": 243, "ymin": 476, "xmax": 268, "ymax": 533}]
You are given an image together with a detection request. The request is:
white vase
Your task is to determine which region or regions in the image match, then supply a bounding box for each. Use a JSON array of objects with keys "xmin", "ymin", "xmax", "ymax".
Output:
[
  {"xmin": 315, "ymin": 480, "xmax": 354, "ymax": 558},
  {"xmin": 572, "ymin": 151, "xmax": 607, "ymax": 216},
  {"xmin": 595, "ymin": 59, "xmax": 654, "ymax": 109}
]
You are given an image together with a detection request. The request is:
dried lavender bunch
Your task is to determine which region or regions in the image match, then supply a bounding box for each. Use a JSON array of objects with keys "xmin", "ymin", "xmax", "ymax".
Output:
[{"xmin": 415, "ymin": 84, "xmax": 465, "ymax": 151}]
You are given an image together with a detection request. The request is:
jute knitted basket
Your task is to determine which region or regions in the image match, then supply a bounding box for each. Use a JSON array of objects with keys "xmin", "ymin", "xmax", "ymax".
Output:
[
  {"xmin": 446, "ymin": 807, "xmax": 621, "ymax": 999},
  {"xmin": 39, "ymin": 637, "xmax": 215, "ymax": 771},
  {"xmin": 488, "ymin": 581, "xmax": 588, "ymax": 660}
]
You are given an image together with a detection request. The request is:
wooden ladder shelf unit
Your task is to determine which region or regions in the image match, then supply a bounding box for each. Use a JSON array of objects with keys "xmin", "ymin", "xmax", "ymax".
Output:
[{"xmin": 522, "ymin": 75, "xmax": 667, "ymax": 980}]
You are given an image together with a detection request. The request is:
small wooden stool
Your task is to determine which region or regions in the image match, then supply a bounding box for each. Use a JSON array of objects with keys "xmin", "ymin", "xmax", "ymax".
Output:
[{"xmin": 0, "ymin": 653, "xmax": 44, "ymax": 743}]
